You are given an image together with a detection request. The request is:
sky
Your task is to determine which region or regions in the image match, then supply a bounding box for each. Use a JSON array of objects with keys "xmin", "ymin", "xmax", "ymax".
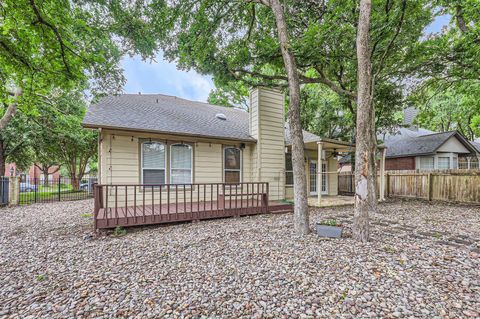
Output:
[{"xmin": 121, "ymin": 14, "xmax": 451, "ymax": 102}]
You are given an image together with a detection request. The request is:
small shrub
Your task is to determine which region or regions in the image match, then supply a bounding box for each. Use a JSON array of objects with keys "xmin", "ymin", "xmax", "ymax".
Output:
[
  {"xmin": 319, "ymin": 219, "xmax": 342, "ymax": 227},
  {"xmin": 383, "ymin": 245, "xmax": 397, "ymax": 254},
  {"xmin": 113, "ymin": 226, "xmax": 127, "ymax": 237},
  {"xmin": 432, "ymin": 232, "xmax": 442, "ymax": 239}
]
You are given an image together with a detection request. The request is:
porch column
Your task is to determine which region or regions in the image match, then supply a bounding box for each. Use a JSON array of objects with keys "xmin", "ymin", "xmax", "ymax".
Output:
[
  {"xmin": 379, "ymin": 147, "xmax": 386, "ymax": 201},
  {"xmin": 317, "ymin": 142, "xmax": 323, "ymax": 205}
]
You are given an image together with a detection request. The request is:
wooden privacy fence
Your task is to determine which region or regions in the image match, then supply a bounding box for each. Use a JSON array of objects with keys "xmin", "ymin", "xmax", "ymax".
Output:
[
  {"xmin": 338, "ymin": 170, "xmax": 480, "ymax": 204},
  {"xmin": 387, "ymin": 169, "xmax": 480, "ymax": 203}
]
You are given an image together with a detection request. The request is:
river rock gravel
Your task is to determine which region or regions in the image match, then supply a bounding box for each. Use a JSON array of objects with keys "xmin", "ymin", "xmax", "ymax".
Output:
[{"xmin": 0, "ymin": 199, "xmax": 479, "ymax": 318}]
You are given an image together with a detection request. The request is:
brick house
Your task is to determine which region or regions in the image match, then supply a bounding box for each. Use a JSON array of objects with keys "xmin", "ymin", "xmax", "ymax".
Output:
[{"xmin": 4, "ymin": 163, "xmax": 61, "ymax": 181}]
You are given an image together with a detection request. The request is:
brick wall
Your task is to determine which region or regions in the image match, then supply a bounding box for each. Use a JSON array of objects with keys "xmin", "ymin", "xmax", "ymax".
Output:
[{"xmin": 385, "ymin": 157, "xmax": 415, "ymax": 170}]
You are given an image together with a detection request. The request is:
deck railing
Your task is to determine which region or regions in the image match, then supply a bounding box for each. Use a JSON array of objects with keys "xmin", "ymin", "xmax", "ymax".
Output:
[{"xmin": 93, "ymin": 182, "xmax": 269, "ymax": 229}]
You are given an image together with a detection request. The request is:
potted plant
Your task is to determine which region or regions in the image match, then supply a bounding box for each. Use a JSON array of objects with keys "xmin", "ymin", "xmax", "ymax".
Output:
[{"xmin": 316, "ymin": 220, "xmax": 343, "ymax": 238}]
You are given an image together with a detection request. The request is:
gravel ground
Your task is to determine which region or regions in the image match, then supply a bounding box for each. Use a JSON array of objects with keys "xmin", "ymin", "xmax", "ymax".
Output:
[{"xmin": 0, "ymin": 199, "xmax": 479, "ymax": 318}]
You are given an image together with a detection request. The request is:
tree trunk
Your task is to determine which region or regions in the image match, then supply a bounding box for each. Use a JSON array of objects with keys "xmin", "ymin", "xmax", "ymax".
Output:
[
  {"xmin": 269, "ymin": 0, "xmax": 309, "ymax": 235},
  {"xmin": 71, "ymin": 176, "xmax": 80, "ymax": 191},
  {"xmin": 43, "ymin": 171, "xmax": 50, "ymax": 187},
  {"xmin": 354, "ymin": 0, "xmax": 376, "ymax": 242}
]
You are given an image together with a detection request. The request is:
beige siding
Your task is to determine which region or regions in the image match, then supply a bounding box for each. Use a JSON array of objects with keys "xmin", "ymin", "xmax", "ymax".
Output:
[
  {"xmin": 327, "ymin": 157, "xmax": 338, "ymax": 196},
  {"xmin": 250, "ymin": 88, "xmax": 286, "ymax": 200},
  {"xmin": 100, "ymin": 129, "xmax": 256, "ymax": 207}
]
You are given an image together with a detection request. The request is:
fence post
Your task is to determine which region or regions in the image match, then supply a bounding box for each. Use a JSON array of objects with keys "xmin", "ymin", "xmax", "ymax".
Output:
[
  {"xmin": 427, "ymin": 173, "xmax": 433, "ymax": 201},
  {"xmin": 34, "ymin": 177, "xmax": 37, "ymax": 203},
  {"xmin": 8, "ymin": 176, "xmax": 20, "ymax": 206},
  {"xmin": 386, "ymin": 173, "xmax": 390, "ymax": 198},
  {"xmin": 58, "ymin": 176, "xmax": 61, "ymax": 202}
]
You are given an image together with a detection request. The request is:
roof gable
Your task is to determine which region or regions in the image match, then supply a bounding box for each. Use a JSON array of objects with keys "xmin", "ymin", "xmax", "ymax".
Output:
[{"xmin": 385, "ymin": 130, "xmax": 478, "ymax": 158}]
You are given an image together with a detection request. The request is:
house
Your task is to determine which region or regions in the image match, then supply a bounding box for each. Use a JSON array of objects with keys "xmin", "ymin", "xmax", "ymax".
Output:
[
  {"xmin": 340, "ymin": 107, "xmax": 480, "ymax": 171},
  {"xmin": 83, "ymin": 88, "xmax": 386, "ymax": 228},
  {"xmin": 382, "ymin": 129, "xmax": 479, "ymax": 170},
  {"xmin": 4, "ymin": 163, "xmax": 61, "ymax": 182}
]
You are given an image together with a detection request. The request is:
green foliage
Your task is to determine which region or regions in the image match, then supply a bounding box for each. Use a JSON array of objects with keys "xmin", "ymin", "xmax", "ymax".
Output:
[
  {"xmin": 113, "ymin": 226, "xmax": 127, "ymax": 237},
  {"xmin": 148, "ymin": 0, "xmax": 433, "ymax": 137},
  {"xmin": 0, "ymin": 0, "xmax": 154, "ymax": 129},
  {"xmin": 319, "ymin": 220, "xmax": 342, "ymax": 227},
  {"xmin": 31, "ymin": 90, "xmax": 97, "ymax": 189},
  {"xmin": 0, "ymin": 112, "xmax": 35, "ymax": 172},
  {"xmin": 413, "ymin": 82, "xmax": 480, "ymax": 139}
]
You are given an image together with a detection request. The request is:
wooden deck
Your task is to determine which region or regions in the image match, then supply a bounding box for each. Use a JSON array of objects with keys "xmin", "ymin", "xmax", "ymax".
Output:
[{"xmin": 95, "ymin": 199, "xmax": 293, "ymax": 229}]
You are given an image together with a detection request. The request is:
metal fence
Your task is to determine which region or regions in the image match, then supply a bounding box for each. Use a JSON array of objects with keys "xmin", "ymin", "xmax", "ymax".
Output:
[
  {"xmin": 17, "ymin": 176, "xmax": 97, "ymax": 205},
  {"xmin": 0, "ymin": 177, "xmax": 8, "ymax": 206}
]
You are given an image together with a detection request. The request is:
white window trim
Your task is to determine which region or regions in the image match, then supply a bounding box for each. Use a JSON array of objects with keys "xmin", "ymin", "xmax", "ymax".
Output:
[
  {"xmin": 141, "ymin": 141, "xmax": 167, "ymax": 185},
  {"xmin": 416, "ymin": 153, "xmax": 459, "ymax": 170},
  {"xmin": 285, "ymin": 152, "xmax": 293, "ymax": 186},
  {"xmin": 169, "ymin": 143, "xmax": 193, "ymax": 184},
  {"xmin": 223, "ymin": 147, "xmax": 242, "ymax": 183}
]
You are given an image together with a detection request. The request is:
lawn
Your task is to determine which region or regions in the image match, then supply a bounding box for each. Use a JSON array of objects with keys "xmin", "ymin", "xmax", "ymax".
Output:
[
  {"xmin": 19, "ymin": 187, "xmax": 89, "ymax": 203},
  {"xmin": 0, "ymin": 199, "xmax": 478, "ymax": 318}
]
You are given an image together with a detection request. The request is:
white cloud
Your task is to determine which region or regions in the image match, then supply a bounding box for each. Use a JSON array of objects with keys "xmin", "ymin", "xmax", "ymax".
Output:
[{"xmin": 121, "ymin": 53, "xmax": 214, "ymax": 102}]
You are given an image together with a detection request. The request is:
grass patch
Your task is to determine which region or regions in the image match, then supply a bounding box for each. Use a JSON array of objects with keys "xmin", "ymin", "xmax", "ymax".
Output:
[
  {"xmin": 113, "ymin": 226, "xmax": 127, "ymax": 237},
  {"xmin": 383, "ymin": 245, "xmax": 397, "ymax": 254}
]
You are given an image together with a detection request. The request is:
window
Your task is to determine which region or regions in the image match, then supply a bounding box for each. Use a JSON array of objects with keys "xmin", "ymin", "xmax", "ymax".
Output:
[
  {"xmin": 437, "ymin": 156, "xmax": 450, "ymax": 169},
  {"xmin": 170, "ymin": 144, "xmax": 193, "ymax": 184},
  {"xmin": 285, "ymin": 153, "xmax": 293, "ymax": 186},
  {"xmin": 224, "ymin": 147, "xmax": 241, "ymax": 183},
  {"xmin": 470, "ymin": 157, "xmax": 479, "ymax": 169},
  {"xmin": 458, "ymin": 157, "xmax": 468, "ymax": 169},
  {"xmin": 418, "ymin": 157, "xmax": 434, "ymax": 170},
  {"xmin": 142, "ymin": 142, "xmax": 166, "ymax": 185}
]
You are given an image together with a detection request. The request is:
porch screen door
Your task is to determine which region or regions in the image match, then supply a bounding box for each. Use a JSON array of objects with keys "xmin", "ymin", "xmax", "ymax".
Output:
[{"xmin": 310, "ymin": 161, "xmax": 327, "ymax": 195}]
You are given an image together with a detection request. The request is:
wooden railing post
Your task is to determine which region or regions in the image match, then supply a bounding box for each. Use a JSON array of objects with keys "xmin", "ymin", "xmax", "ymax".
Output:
[{"xmin": 93, "ymin": 183, "xmax": 103, "ymax": 231}]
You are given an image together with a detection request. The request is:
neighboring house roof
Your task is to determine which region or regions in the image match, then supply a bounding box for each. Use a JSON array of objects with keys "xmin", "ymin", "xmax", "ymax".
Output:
[
  {"xmin": 339, "ymin": 129, "xmax": 478, "ymax": 164},
  {"xmin": 385, "ymin": 130, "xmax": 478, "ymax": 158},
  {"xmin": 472, "ymin": 141, "xmax": 480, "ymax": 153},
  {"xmin": 83, "ymin": 94, "xmax": 321, "ymax": 144}
]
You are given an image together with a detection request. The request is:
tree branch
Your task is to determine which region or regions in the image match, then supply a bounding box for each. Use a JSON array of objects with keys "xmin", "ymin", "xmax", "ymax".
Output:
[
  {"xmin": 0, "ymin": 88, "xmax": 22, "ymax": 130},
  {"xmin": 455, "ymin": 5, "xmax": 469, "ymax": 33},
  {"xmin": 29, "ymin": 0, "xmax": 72, "ymax": 75}
]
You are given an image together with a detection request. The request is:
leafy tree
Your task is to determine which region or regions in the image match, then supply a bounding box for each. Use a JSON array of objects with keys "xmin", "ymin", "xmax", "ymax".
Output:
[
  {"xmin": 414, "ymin": 82, "xmax": 480, "ymax": 140},
  {"xmin": 0, "ymin": 112, "xmax": 34, "ymax": 176},
  {"xmin": 144, "ymin": 0, "xmax": 434, "ymax": 236},
  {"xmin": 0, "ymin": 0, "xmax": 153, "ymax": 130},
  {"xmin": 32, "ymin": 90, "xmax": 97, "ymax": 190}
]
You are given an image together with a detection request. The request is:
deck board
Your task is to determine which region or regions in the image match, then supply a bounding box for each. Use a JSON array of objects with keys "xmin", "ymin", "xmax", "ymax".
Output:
[{"xmin": 95, "ymin": 200, "xmax": 292, "ymax": 229}]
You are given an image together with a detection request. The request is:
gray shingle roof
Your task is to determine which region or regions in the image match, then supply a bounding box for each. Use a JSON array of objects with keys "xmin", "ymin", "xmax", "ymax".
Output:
[
  {"xmin": 83, "ymin": 94, "xmax": 254, "ymax": 141},
  {"xmin": 340, "ymin": 129, "xmax": 478, "ymax": 164},
  {"xmin": 384, "ymin": 130, "xmax": 478, "ymax": 158},
  {"xmin": 83, "ymin": 94, "xmax": 321, "ymax": 144},
  {"xmin": 472, "ymin": 141, "xmax": 480, "ymax": 153},
  {"xmin": 284, "ymin": 123, "xmax": 320, "ymax": 145}
]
